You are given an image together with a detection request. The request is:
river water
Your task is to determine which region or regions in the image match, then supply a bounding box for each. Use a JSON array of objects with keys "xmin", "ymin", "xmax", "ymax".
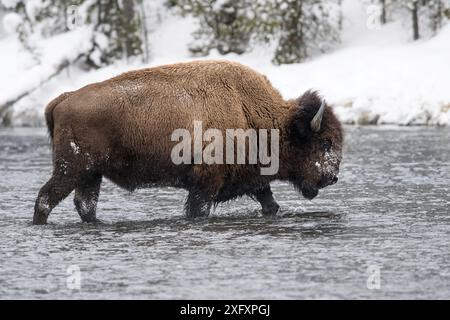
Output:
[{"xmin": 0, "ymin": 126, "xmax": 449, "ymax": 299}]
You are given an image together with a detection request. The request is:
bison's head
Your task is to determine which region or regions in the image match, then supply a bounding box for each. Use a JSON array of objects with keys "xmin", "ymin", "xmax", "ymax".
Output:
[{"xmin": 284, "ymin": 91, "xmax": 343, "ymax": 200}]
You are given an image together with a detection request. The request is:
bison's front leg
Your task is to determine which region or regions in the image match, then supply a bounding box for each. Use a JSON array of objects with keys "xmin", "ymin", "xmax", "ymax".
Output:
[
  {"xmin": 254, "ymin": 185, "xmax": 280, "ymax": 216},
  {"xmin": 74, "ymin": 173, "xmax": 102, "ymax": 223},
  {"xmin": 185, "ymin": 187, "xmax": 212, "ymax": 218}
]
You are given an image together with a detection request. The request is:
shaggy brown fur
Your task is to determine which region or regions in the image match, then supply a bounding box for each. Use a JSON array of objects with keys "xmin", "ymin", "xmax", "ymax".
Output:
[{"xmin": 33, "ymin": 60, "xmax": 343, "ymax": 224}]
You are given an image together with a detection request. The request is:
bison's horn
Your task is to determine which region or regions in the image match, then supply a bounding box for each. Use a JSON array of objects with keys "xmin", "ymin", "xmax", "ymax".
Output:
[{"xmin": 310, "ymin": 99, "xmax": 326, "ymax": 132}]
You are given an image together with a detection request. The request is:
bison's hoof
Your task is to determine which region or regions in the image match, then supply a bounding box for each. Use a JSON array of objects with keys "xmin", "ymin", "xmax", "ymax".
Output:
[
  {"xmin": 262, "ymin": 203, "xmax": 280, "ymax": 216},
  {"xmin": 80, "ymin": 216, "xmax": 102, "ymax": 224},
  {"xmin": 32, "ymin": 216, "xmax": 48, "ymax": 225}
]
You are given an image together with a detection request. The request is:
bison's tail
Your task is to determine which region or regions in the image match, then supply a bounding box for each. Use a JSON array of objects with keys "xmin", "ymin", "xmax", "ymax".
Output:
[{"xmin": 44, "ymin": 92, "xmax": 71, "ymax": 140}]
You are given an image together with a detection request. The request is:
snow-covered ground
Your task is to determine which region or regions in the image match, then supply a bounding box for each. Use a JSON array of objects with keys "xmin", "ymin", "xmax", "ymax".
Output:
[{"xmin": 1, "ymin": 0, "xmax": 449, "ymax": 126}]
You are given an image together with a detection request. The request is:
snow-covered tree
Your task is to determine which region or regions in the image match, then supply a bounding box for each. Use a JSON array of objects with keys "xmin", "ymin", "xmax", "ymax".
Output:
[
  {"xmin": 0, "ymin": 0, "xmax": 144, "ymax": 67},
  {"xmin": 391, "ymin": 0, "xmax": 450, "ymax": 40},
  {"xmin": 427, "ymin": 0, "xmax": 450, "ymax": 33},
  {"xmin": 171, "ymin": 0, "xmax": 341, "ymax": 64},
  {"xmin": 87, "ymin": 0, "xmax": 143, "ymax": 66},
  {"xmin": 169, "ymin": 0, "xmax": 257, "ymax": 56},
  {"xmin": 266, "ymin": 0, "xmax": 341, "ymax": 65}
]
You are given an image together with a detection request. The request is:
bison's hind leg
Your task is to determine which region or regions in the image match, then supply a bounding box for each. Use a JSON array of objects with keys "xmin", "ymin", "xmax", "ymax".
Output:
[
  {"xmin": 74, "ymin": 173, "xmax": 102, "ymax": 223},
  {"xmin": 33, "ymin": 173, "xmax": 78, "ymax": 225},
  {"xmin": 33, "ymin": 136, "xmax": 101, "ymax": 225}
]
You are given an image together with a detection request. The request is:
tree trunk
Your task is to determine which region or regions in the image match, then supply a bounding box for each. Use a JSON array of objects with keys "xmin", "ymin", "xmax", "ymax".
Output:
[
  {"xmin": 435, "ymin": 0, "xmax": 443, "ymax": 32},
  {"xmin": 122, "ymin": 0, "xmax": 136, "ymax": 58},
  {"xmin": 380, "ymin": 0, "xmax": 387, "ymax": 24},
  {"xmin": 139, "ymin": 0, "xmax": 150, "ymax": 63},
  {"xmin": 412, "ymin": 0, "xmax": 419, "ymax": 40}
]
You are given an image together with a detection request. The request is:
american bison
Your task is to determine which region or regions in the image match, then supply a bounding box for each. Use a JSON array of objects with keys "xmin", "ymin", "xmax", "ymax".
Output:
[{"xmin": 33, "ymin": 60, "xmax": 343, "ymax": 224}]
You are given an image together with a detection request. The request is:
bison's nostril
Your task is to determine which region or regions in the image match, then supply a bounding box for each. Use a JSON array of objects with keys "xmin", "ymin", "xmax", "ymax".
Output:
[{"xmin": 332, "ymin": 176, "xmax": 338, "ymax": 184}]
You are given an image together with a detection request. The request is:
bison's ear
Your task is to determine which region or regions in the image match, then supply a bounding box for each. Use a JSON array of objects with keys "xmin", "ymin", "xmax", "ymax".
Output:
[{"xmin": 288, "ymin": 90, "xmax": 325, "ymax": 143}]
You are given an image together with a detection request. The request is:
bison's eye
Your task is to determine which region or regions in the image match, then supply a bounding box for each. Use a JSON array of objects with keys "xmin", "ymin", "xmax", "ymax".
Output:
[{"xmin": 322, "ymin": 139, "xmax": 332, "ymax": 151}]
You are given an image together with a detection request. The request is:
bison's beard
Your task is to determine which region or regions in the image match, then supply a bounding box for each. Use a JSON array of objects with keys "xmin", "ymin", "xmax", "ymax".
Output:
[
  {"xmin": 292, "ymin": 180, "xmax": 319, "ymax": 200},
  {"xmin": 301, "ymin": 186, "xmax": 319, "ymax": 200}
]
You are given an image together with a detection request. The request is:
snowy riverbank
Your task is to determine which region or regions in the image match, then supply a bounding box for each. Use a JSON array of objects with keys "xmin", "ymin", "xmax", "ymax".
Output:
[{"xmin": 1, "ymin": 1, "xmax": 449, "ymax": 127}]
